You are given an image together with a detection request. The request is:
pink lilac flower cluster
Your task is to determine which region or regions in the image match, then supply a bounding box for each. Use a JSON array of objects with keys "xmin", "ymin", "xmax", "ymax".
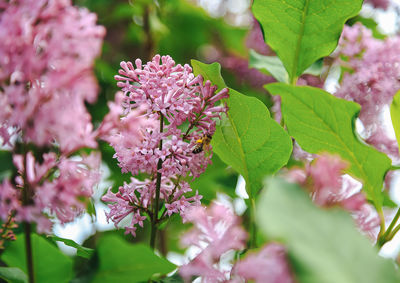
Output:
[
  {"xmin": 179, "ymin": 203, "xmax": 294, "ymax": 283},
  {"xmin": 0, "ymin": 152, "xmax": 100, "ymax": 233},
  {"xmin": 101, "ymin": 55, "xmax": 229, "ymax": 236},
  {"xmin": 0, "ymin": 0, "xmax": 105, "ymax": 152},
  {"xmin": 0, "ymin": 0, "xmax": 104, "ymax": 232},
  {"xmin": 285, "ymin": 153, "xmax": 380, "ymax": 240},
  {"xmin": 336, "ymin": 23, "xmax": 400, "ymax": 160}
]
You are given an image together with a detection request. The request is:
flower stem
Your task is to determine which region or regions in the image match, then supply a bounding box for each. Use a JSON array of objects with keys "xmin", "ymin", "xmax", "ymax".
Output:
[
  {"xmin": 377, "ymin": 207, "xmax": 400, "ymax": 247},
  {"xmin": 20, "ymin": 151, "xmax": 35, "ymax": 283},
  {"xmin": 24, "ymin": 222, "xmax": 35, "ymax": 283},
  {"xmin": 150, "ymin": 113, "xmax": 164, "ymax": 249},
  {"xmin": 249, "ymin": 198, "xmax": 257, "ymax": 249}
]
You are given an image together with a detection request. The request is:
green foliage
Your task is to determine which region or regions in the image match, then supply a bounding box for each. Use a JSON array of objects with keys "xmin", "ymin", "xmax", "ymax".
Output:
[
  {"xmin": 0, "ymin": 150, "xmax": 13, "ymax": 182},
  {"xmin": 249, "ymin": 49, "xmax": 289, "ymax": 83},
  {"xmin": 266, "ymin": 83, "xmax": 391, "ymax": 210},
  {"xmin": 192, "ymin": 60, "xmax": 292, "ymax": 196},
  {"xmin": 191, "ymin": 155, "xmax": 238, "ymax": 202},
  {"xmin": 92, "ymin": 235, "xmax": 175, "ymax": 283},
  {"xmin": 48, "ymin": 236, "xmax": 94, "ymax": 259},
  {"xmin": 257, "ymin": 178, "xmax": 400, "ymax": 283},
  {"xmin": 249, "ymin": 50, "xmax": 323, "ymax": 83},
  {"xmin": 158, "ymin": 0, "xmax": 247, "ymax": 63},
  {"xmin": 390, "ymin": 90, "xmax": 400, "ymax": 155},
  {"xmin": 0, "ymin": 267, "xmax": 28, "ymax": 283},
  {"xmin": 2, "ymin": 234, "xmax": 74, "ymax": 283},
  {"xmin": 252, "ymin": 0, "xmax": 362, "ymax": 81}
]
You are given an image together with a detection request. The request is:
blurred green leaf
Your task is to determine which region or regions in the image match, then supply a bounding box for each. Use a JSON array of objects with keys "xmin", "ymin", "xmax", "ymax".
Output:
[
  {"xmin": 92, "ymin": 235, "xmax": 175, "ymax": 283},
  {"xmin": 192, "ymin": 61, "xmax": 292, "ymax": 196},
  {"xmin": 347, "ymin": 16, "xmax": 386, "ymax": 39},
  {"xmin": 266, "ymin": 83, "xmax": 391, "ymax": 210},
  {"xmin": 249, "ymin": 50, "xmax": 323, "ymax": 83},
  {"xmin": 2, "ymin": 234, "xmax": 74, "ymax": 283},
  {"xmin": 0, "ymin": 150, "xmax": 13, "ymax": 182},
  {"xmin": 249, "ymin": 49, "xmax": 289, "ymax": 83},
  {"xmin": 0, "ymin": 267, "xmax": 28, "ymax": 283},
  {"xmin": 257, "ymin": 178, "xmax": 400, "ymax": 283},
  {"xmin": 252, "ymin": 0, "xmax": 362, "ymax": 81},
  {"xmin": 158, "ymin": 0, "xmax": 248, "ymax": 63},
  {"xmin": 48, "ymin": 236, "xmax": 94, "ymax": 259},
  {"xmin": 191, "ymin": 155, "xmax": 238, "ymax": 202},
  {"xmin": 390, "ymin": 90, "xmax": 400, "ymax": 155}
]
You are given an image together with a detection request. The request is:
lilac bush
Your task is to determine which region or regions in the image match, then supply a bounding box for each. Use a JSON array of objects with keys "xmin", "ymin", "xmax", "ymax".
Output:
[{"xmin": 2, "ymin": 0, "xmax": 400, "ymax": 282}]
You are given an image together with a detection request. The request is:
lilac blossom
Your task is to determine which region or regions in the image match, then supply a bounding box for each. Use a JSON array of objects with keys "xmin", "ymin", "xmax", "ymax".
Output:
[
  {"xmin": 335, "ymin": 23, "xmax": 400, "ymax": 160},
  {"xmin": 101, "ymin": 55, "xmax": 229, "ymax": 236},
  {"xmin": 0, "ymin": 151, "xmax": 100, "ymax": 233},
  {"xmin": 0, "ymin": 0, "xmax": 104, "ymax": 233},
  {"xmin": 179, "ymin": 203, "xmax": 295, "ymax": 283},
  {"xmin": 0, "ymin": 0, "xmax": 105, "ymax": 153},
  {"xmin": 285, "ymin": 153, "xmax": 380, "ymax": 240},
  {"xmin": 232, "ymin": 243, "xmax": 295, "ymax": 283},
  {"xmin": 179, "ymin": 203, "xmax": 248, "ymax": 282}
]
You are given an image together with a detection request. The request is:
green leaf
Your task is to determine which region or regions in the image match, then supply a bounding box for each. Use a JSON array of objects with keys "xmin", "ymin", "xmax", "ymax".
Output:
[
  {"xmin": 192, "ymin": 61, "xmax": 292, "ymax": 196},
  {"xmin": 257, "ymin": 178, "xmax": 400, "ymax": 283},
  {"xmin": 191, "ymin": 155, "xmax": 238, "ymax": 202},
  {"xmin": 249, "ymin": 49, "xmax": 289, "ymax": 83},
  {"xmin": 92, "ymin": 235, "xmax": 176, "ymax": 283},
  {"xmin": 1, "ymin": 234, "xmax": 74, "ymax": 283},
  {"xmin": 249, "ymin": 50, "xmax": 323, "ymax": 83},
  {"xmin": 191, "ymin": 60, "xmax": 227, "ymax": 91},
  {"xmin": 0, "ymin": 267, "xmax": 28, "ymax": 283},
  {"xmin": 0, "ymin": 150, "xmax": 13, "ymax": 182},
  {"xmin": 252, "ymin": 0, "xmax": 362, "ymax": 81},
  {"xmin": 266, "ymin": 83, "xmax": 391, "ymax": 209},
  {"xmin": 48, "ymin": 236, "xmax": 94, "ymax": 259},
  {"xmin": 390, "ymin": 90, "xmax": 400, "ymax": 155}
]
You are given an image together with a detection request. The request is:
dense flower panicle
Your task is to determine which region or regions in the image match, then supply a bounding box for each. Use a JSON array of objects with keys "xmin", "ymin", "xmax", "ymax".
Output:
[
  {"xmin": 0, "ymin": 151, "xmax": 100, "ymax": 233},
  {"xmin": 102, "ymin": 55, "xmax": 228, "ymax": 235},
  {"xmin": 232, "ymin": 244, "xmax": 294, "ymax": 283},
  {"xmin": 0, "ymin": 0, "xmax": 105, "ymax": 153},
  {"xmin": 179, "ymin": 203, "xmax": 248, "ymax": 282},
  {"xmin": 285, "ymin": 154, "xmax": 380, "ymax": 239},
  {"xmin": 336, "ymin": 23, "xmax": 400, "ymax": 160}
]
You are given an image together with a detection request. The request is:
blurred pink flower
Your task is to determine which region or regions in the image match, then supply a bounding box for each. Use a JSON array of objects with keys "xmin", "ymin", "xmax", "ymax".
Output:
[
  {"xmin": 0, "ymin": 151, "xmax": 100, "ymax": 233},
  {"xmin": 179, "ymin": 203, "xmax": 248, "ymax": 282},
  {"xmin": 0, "ymin": 0, "xmax": 104, "ymax": 232},
  {"xmin": 336, "ymin": 23, "xmax": 400, "ymax": 160},
  {"xmin": 0, "ymin": 0, "xmax": 105, "ymax": 153},
  {"xmin": 233, "ymin": 243, "xmax": 294, "ymax": 283},
  {"xmin": 285, "ymin": 153, "xmax": 380, "ymax": 240}
]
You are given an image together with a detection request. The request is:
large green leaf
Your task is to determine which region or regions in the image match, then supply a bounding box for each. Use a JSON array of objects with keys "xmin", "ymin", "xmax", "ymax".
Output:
[
  {"xmin": 92, "ymin": 235, "xmax": 175, "ymax": 283},
  {"xmin": 192, "ymin": 60, "xmax": 292, "ymax": 196},
  {"xmin": 266, "ymin": 83, "xmax": 391, "ymax": 209},
  {"xmin": 390, "ymin": 90, "xmax": 400, "ymax": 154},
  {"xmin": 0, "ymin": 267, "xmax": 28, "ymax": 283},
  {"xmin": 252, "ymin": 0, "xmax": 362, "ymax": 81},
  {"xmin": 257, "ymin": 178, "xmax": 400, "ymax": 283},
  {"xmin": 1, "ymin": 234, "xmax": 74, "ymax": 283}
]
